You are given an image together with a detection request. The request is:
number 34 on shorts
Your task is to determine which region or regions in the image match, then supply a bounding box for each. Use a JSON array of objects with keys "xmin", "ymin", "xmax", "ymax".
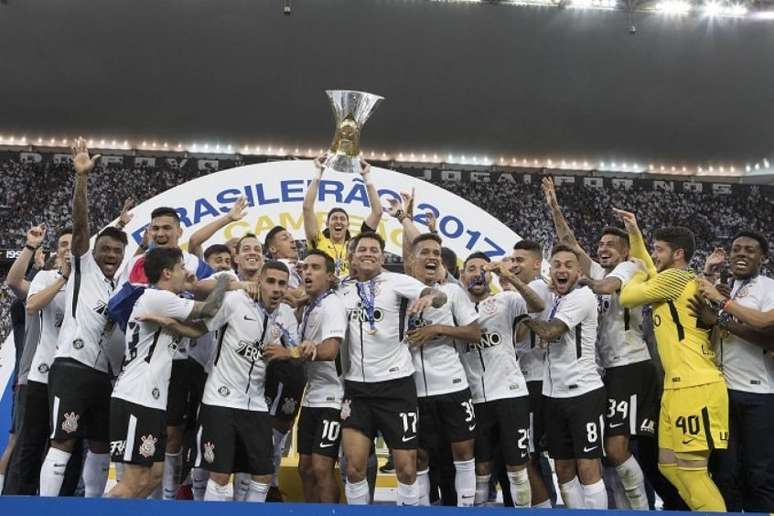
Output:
[{"xmin": 659, "ymin": 382, "xmax": 729, "ymax": 453}]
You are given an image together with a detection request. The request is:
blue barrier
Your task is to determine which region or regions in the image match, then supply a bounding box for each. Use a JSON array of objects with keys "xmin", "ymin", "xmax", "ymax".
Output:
[{"xmin": 0, "ymin": 498, "xmax": 750, "ymax": 516}]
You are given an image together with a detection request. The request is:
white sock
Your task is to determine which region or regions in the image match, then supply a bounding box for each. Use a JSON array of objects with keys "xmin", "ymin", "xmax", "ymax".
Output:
[
  {"xmin": 396, "ymin": 480, "xmax": 419, "ymax": 506},
  {"xmin": 0, "ymin": 473, "xmax": 4, "ymax": 493},
  {"xmin": 559, "ymin": 476, "xmax": 585, "ymax": 509},
  {"xmin": 82, "ymin": 451, "xmax": 109, "ymax": 497},
  {"xmin": 162, "ymin": 451, "xmax": 182, "ymax": 500},
  {"xmin": 416, "ymin": 469, "xmax": 430, "ymax": 506},
  {"xmin": 616, "ymin": 455, "xmax": 649, "ymax": 510},
  {"xmin": 345, "ymin": 478, "xmax": 370, "ymax": 505},
  {"xmin": 474, "ymin": 474, "xmax": 491, "ymax": 506},
  {"xmin": 453, "ymin": 459, "xmax": 476, "ymax": 507},
  {"xmin": 604, "ymin": 465, "xmax": 629, "ymax": 509},
  {"xmin": 204, "ymin": 479, "xmax": 234, "ymax": 501},
  {"xmin": 233, "ymin": 472, "xmax": 251, "ymax": 501},
  {"xmin": 39, "ymin": 448, "xmax": 72, "ymax": 496},
  {"xmin": 271, "ymin": 429, "xmax": 289, "ymax": 487},
  {"xmin": 582, "ymin": 478, "xmax": 608, "ymax": 509},
  {"xmin": 507, "ymin": 468, "xmax": 532, "ymax": 508},
  {"xmin": 245, "ymin": 480, "xmax": 270, "ymax": 502},
  {"xmin": 192, "ymin": 468, "xmax": 209, "ymax": 501},
  {"xmin": 534, "ymin": 499, "xmax": 553, "ymax": 508}
]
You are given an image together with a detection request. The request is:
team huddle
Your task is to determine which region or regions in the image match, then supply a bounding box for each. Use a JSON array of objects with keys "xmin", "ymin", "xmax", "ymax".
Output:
[{"xmin": 2, "ymin": 138, "xmax": 773, "ymax": 512}]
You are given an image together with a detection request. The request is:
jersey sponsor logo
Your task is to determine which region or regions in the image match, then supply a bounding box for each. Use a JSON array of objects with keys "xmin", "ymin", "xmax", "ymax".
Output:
[
  {"xmin": 465, "ymin": 331, "xmax": 502, "ymax": 351},
  {"xmin": 152, "ymin": 387, "xmax": 160, "ymax": 400},
  {"xmin": 401, "ymin": 435, "xmax": 417, "ymax": 442},
  {"xmin": 319, "ymin": 441, "xmax": 336, "ymax": 448},
  {"xmin": 235, "ymin": 340, "xmax": 263, "ymax": 362},
  {"xmin": 582, "ymin": 445, "xmax": 598, "ymax": 453},
  {"xmin": 110, "ymin": 440, "xmax": 126, "ymax": 456},
  {"xmin": 203, "ymin": 441, "xmax": 215, "ymax": 463},
  {"xmin": 73, "ymin": 338, "xmax": 84, "ymax": 350},
  {"xmin": 596, "ymin": 295, "xmax": 612, "ymax": 315},
  {"xmin": 243, "ymin": 315, "xmax": 258, "ymax": 321},
  {"xmin": 218, "ymin": 386, "xmax": 231, "ymax": 397},
  {"xmin": 139, "ymin": 434, "xmax": 158, "ymax": 458},
  {"xmin": 62, "ymin": 412, "xmax": 80, "ymax": 434},
  {"xmin": 38, "ymin": 363, "xmax": 49, "ymax": 374},
  {"xmin": 609, "ymin": 422, "xmax": 625, "ymax": 429},
  {"xmin": 340, "ymin": 399, "xmax": 352, "ymax": 420},
  {"xmin": 349, "ymin": 304, "xmax": 385, "ymax": 324},
  {"xmin": 281, "ymin": 397, "xmax": 297, "ymax": 416}
]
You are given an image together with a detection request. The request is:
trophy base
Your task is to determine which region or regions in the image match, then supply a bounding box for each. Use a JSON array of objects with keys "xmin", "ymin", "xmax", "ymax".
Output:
[{"xmin": 323, "ymin": 154, "xmax": 362, "ymax": 174}]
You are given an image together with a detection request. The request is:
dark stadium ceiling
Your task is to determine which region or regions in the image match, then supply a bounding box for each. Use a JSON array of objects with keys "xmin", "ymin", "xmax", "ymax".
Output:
[{"xmin": 0, "ymin": 0, "xmax": 772, "ymax": 174}]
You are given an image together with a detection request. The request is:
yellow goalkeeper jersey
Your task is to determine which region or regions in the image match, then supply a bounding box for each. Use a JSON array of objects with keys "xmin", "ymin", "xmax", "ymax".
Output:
[{"xmin": 620, "ymin": 231, "xmax": 723, "ymax": 390}]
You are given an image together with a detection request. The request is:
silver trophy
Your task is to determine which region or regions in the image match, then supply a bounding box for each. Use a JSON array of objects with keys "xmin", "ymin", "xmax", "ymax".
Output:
[{"xmin": 323, "ymin": 90, "xmax": 384, "ymax": 174}]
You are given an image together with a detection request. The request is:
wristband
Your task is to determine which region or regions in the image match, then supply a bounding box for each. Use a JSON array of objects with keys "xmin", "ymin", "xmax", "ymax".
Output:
[
  {"xmin": 289, "ymin": 347, "xmax": 301, "ymax": 359},
  {"xmin": 25, "ymin": 244, "xmax": 38, "ymax": 252}
]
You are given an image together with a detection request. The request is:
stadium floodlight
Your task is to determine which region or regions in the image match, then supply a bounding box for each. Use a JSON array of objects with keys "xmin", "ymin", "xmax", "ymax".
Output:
[
  {"xmin": 728, "ymin": 4, "xmax": 747, "ymax": 15},
  {"xmin": 570, "ymin": 0, "xmax": 593, "ymax": 8},
  {"xmin": 703, "ymin": 1, "xmax": 723, "ymax": 16},
  {"xmin": 655, "ymin": 0, "xmax": 691, "ymax": 13}
]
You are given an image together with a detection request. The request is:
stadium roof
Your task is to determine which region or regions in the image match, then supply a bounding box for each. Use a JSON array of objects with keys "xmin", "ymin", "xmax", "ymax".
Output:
[{"xmin": 0, "ymin": 0, "xmax": 772, "ymax": 177}]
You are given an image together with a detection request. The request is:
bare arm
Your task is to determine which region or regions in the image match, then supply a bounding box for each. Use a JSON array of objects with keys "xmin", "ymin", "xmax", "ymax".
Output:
[
  {"xmin": 188, "ymin": 196, "xmax": 247, "ymax": 257},
  {"xmin": 419, "ymin": 287, "xmax": 447, "ymax": 308},
  {"xmin": 136, "ymin": 314, "xmax": 209, "ymax": 338},
  {"xmin": 581, "ymin": 276, "xmax": 622, "ymax": 296},
  {"xmin": 70, "ymin": 138, "xmax": 101, "ymax": 256},
  {"xmin": 309, "ymin": 336, "xmax": 342, "ymax": 362},
  {"xmin": 6, "ymin": 225, "xmax": 46, "ymax": 298},
  {"xmin": 186, "ymin": 275, "xmax": 229, "ymax": 320},
  {"xmin": 542, "ymin": 177, "xmax": 593, "ymax": 275},
  {"xmin": 303, "ymin": 157, "xmax": 324, "ymax": 246},
  {"xmin": 523, "ymin": 318, "xmax": 569, "ymax": 342},
  {"xmin": 360, "ymin": 160, "xmax": 383, "ymax": 230},
  {"xmin": 27, "ymin": 273, "xmax": 67, "ymax": 314}
]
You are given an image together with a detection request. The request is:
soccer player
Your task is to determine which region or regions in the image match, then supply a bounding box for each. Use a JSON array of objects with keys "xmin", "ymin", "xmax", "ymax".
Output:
[
  {"xmin": 289, "ymin": 250, "xmax": 347, "ymax": 503},
  {"xmin": 303, "ymin": 157, "xmax": 382, "ymax": 279},
  {"xmin": 543, "ymin": 178, "xmax": 655, "ymax": 509},
  {"xmin": 690, "ymin": 231, "xmax": 774, "ymax": 512},
  {"xmin": 458, "ymin": 251, "xmax": 545, "ymax": 508},
  {"xmin": 338, "ymin": 232, "xmax": 447, "ymax": 506},
  {"xmin": 403, "ymin": 233, "xmax": 481, "ymax": 507},
  {"xmin": 522, "ymin": 245, "xmax": 607, "ymax": 509},
  {"xmin": 510, "ymin": 239, "xmax": 555, "ymax": 508},
  {"xmin": 108, "ymin": 249, "xmax": 229, "ymax": 498},
  {"xmin": 39, "ymin": 138, "xmax": 128, "ymax": 497},
  {"xmin": 616, "ymin": 208, "xmax": 727, "ymax": 511}
]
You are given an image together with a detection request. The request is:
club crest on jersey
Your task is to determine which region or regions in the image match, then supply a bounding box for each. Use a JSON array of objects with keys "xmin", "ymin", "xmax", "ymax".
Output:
[
  {"xmin": 61, "ymin": 412, "xmax": 80, "ymax": 434},
  {"xmin": 482, "ymin": 300, "xmax": 497, "ymax": 315},
  {"xmin": 38, "ymin": 363, "xmax": 49, "ymax": 374},
  {"xmin": 736, "ymin": 284, "xmax": 751, "ymax": 299},
  {"xmin": 73, "ymin": 338, "xmax": 84, "ymax": 350},
  {"xmin": 152, "ymin": 387, "xmax": 160, "ymax": 400},
  {"xmin": 340, "ymin": 399, "xmax": 352, "ymax": 420},
  {"xmin": 139, "ymin": 434, "xmax": 158, "ymax": 458},
  {"xmin": 281, "ymin": 397, "xmax": 297, "ymax": 416},
  {"xmin": 203, "ymin": 442, "xmax": 215, "ymax": 463},
  {"xmin": 218, "ymin": 385, "xmax": 231, "ymax": 397}
]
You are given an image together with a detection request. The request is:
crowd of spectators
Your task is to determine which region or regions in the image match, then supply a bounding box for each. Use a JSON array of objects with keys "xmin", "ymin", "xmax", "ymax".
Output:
[{"xmin": 1, "ymin": 153, "xmax": 773, "ymax": 343}]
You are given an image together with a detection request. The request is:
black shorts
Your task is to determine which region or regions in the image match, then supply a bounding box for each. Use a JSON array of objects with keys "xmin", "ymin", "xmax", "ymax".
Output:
[
  {"xmin": 544, "ymin": 387, "xmax": 606, "ymax": 460},
  {"xmin": 109, "ymin": 398, "xmax": 167, "ymax": 466},
  {"xmin": 48, "ymin": 358, "xmax": 112, "ymax": 441},
  {"xmin": 418, "ymin": 388, "xmax": 476, "ymax": 451},
  {"xmin": 12, "ymin": 383, "xmax": 28, "ymax": 435},
  {"xmin": 195, "ymin": 403, "xmax": 273, "ymax": 475},
  {"xmin": 265, "ymin": 359, "xmax": 306, "ymax": 423},
  {"xmin": 297, "ymin": 406, "xmax": 341, "ymax": 459},
  {"xmin": 342, "ymin": 376, "xmax": 418, "ymax": 450},
  {"xmin": 604, "ymin": 360, "xmax": 659, "ymax": 438},
  {"xmin": 527, "ymin": 381, "xmax": 545, "ymax": 453},
  {"xmin": 166, "ymin": 358, "xmax": 207, "ymax": 428},
  {"xmin": 474, "ymin": 396, "xmax": 531, "ymax": 466}
]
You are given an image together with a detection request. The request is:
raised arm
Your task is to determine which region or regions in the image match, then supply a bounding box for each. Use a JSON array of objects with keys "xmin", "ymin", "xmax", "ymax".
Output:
[
  {"xmin": 303, "ymin": 157, "xmax": 325, "ymax": 246},
  {"xmin": 485, "ymin": 261, "xmax": 546, "ymax": 313},
  {"xmin": 542, "ymin": 177, "xmax": 592, "ymax": 274},
  {"xmin": 620, "ymin": 267, "xmax": 692, "ymax": 308},
  {"xmin": 6, "ymin": 224, "xmax": 46, "ymax": 298},
  {"xmin": 186, "ymin": 275, "xmax": 230, "ymax": 320},
  {"xmin": 188, "ymin": 196, "xmax": 247, "ymax": 257},
  {"xmin": 612, "ymin": 208, "xmax": 656, "ymax": 277},
  {"xmin": 360, "ymin": 160, "xmax": 383, "ymax": 230},
  {"xmin": 70, "ymin": 138, "xmax": 101, "ymax": 257}
]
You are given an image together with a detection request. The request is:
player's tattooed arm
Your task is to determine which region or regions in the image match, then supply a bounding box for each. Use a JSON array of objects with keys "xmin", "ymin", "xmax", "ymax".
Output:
[
  {"xmin": 522, "ymin": 317, "xmax": 569, "ymax": 342},
  {"xmin": 688, "ymin": 296, "xmax": 774, "ymax": 347},
  {"xmin": 410, "ymin": 287, "xmax": 447, "ymax": 314},
  {"xmin": 303, "ymin": 156, "xmax": 325, "ymax": 247},
  {"xmin": 541, "ymin": 177, "xmax": 593, "ymax": 275},
  {"xmin": 71, "ymin": 137, "xmax": 101, "ymax": 257},
  {"xmin": 299, "ymin": 337, "xmax": 341, "ymax": 361},
  {"xmin": 485, "ymin": 261, "xmax": 546, "ymax": 313},
  {"xmin": 187, "ymin": 275, "xmax": 230, "ymax": 320},
  {"xmin": 578, "ymin": 276, "xmax": 622, "ymax": 295}
]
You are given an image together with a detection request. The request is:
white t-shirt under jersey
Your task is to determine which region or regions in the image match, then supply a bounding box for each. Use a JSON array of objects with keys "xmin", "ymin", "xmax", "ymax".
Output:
[
  {"xmin": 590, "ymin": 261, "xmax": 651, "ymax": 369},
  {"xmin": 56, "ymin": 252, "xmax": 122, "ymax": 374},
  {"xmin": 26, "ymin": 270, "xmax": 66, "ymax": 384},
  {"xmin": 721, "ymin": 275, "xmax": 774, "ymax": 394},
  {"xmin": 410, "ymin": 282, "xmax": 478, "ymax": 398},
  {"xmin": 542, "ymin": 286, "xmax": 604, "ymax": 398},
  {"xmin": 300, "ymin": 291, "xmax": 348, "ymax": 409},
  {"xmin": 112, "ymin": 289, "xmax": 194, "ymax": 410},
  {"xmin": 458, "ymin": 291, "xmax": 530, "ymax": 404},
  {"xmin": 203, "ymin": 292, "xmax": 299, "ymax": 412},
  {"xmin": 514, "ymin": 279, "xmax": 553, "ymax": 383},
  {"xmin": 339, "ymin": 271, "xmax": 427, "ymax": 383}
]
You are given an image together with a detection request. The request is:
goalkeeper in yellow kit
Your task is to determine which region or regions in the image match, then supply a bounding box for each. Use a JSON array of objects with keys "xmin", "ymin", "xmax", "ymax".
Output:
[{"xmin": 614, "ymin": 208, "xmax": 728, "ymax": 512}]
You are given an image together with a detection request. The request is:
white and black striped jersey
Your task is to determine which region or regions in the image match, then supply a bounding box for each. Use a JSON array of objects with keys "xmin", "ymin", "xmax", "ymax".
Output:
[
  {"xmin": 542, "ymin": 286, "xmax": 603, "ymax": 398},
  {"xmin": 721, "ymin": 275, "xmax": 774, "ymax": 393},
  {"xmin": 338, "ymin": 271, "xmax": 427, "ymax": 383},
  {"xmin": 410, "ymin": 282, "xmax": 478, "ymax": 398},
  {"xmin": 26, "ymin": 270, "xmax": 66, "ymax": 385},
  {"xmin": 590, "ymin": 261, "xmax": 651, "ymax": 369},
  {"xmin": 458, "ymin": 291, "xmax": 530, "ymax": 403},
  {"xmin": 203, "ymin": 292, "xmax": 299, "ymax": 411},
  {"xmin": 514, "ymin": 279, "xmax": 554, "ymax": 383},
  {"xmin": 300, "ymin": 291, "xmax": 348, "ymax": 409},
  {"xmin": 55, "ymin": 252, "xmax": 122, "ymax": 374},
  {"xmin": 112, "ymin": 288, "xmax": 194, "ymax": 410}
]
